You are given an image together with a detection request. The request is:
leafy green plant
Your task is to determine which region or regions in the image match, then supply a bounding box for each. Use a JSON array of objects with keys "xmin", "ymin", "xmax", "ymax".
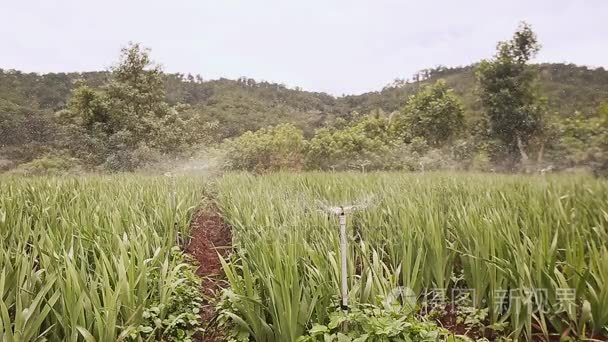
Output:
[{"xmin": 297, "ymin": 303, "xmax": 467, "ymax": 342}]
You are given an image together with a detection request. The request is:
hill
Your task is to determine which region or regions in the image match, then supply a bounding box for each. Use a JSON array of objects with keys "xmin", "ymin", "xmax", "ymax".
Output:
[
  {"xmin": 2, "ymin": 62, "xmax": 607, "ymax": 141},
  {"xmin": 342, "ymin": 63, "xmax": 608, "ymax": 120},
  {"xmin": 0, "ymin": 70, "xmax": 344, "ymax": 140}
]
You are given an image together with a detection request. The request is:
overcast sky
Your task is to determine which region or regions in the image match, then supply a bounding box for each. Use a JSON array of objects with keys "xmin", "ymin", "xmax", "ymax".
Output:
[{"xmin": 1, "ymin": 0, "xmax": 607, "ymax": 95}]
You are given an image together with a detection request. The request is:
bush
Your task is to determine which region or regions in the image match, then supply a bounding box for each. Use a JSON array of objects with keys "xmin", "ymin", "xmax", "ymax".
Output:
[
  {"xmin": 8, "ymin": 155, "xmax": 81, "ymax": 176},
  {"xmin": 0, "ymin": 157, "xmax": 14, "ymax": 172},
  {"xmin": 305, "ymin": 115, "xmax": 395, "ymax": 171},
  {"xmin": 223, "ymin": 123, "xmax": 305, "ymax": 172},
  {"xmin": 592, "ymin": 158, "xmax": 608, "ymax": 178}
]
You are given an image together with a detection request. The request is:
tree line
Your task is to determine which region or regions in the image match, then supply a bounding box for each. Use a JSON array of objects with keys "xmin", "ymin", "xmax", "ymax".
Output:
[
  {"xmin": 0, "ymin": 22, "xmax": 607, "ymax": 175},
  {"xmin": 224, "ymin": 23, "xmax": 608, "ymax": 175}
]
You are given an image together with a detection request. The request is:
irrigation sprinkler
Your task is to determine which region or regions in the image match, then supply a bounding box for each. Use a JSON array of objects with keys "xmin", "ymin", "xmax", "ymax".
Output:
[
  {"xmin": 164, "ymin": 172, "xmax": 180, "ymax": 244},
  {"xmin": 338, "ymin": 209, "xmax": 348, "ymax": 309},
  {"xmin": 164, "ymin": 172, "xmax": 177, "ymax": 210},
  {"xmin": 318, "ymin": 196, "xmax": 375, "ymax": 310}
]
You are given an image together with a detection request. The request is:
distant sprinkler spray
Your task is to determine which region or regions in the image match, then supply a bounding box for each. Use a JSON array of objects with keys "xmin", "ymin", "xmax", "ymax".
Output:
[{"xmin": 318, "ymin": 196, "xmax": 375, "ymax": 310}]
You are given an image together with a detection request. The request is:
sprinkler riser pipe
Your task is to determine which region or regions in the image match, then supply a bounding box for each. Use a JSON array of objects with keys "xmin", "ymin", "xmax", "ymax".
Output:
[{"xmin": 339, "ymin": 213, "xmax": 348, "ymax": 309}]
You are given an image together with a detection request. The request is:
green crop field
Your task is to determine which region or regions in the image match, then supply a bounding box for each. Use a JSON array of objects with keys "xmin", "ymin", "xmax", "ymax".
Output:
[
  {"xmin": 0, "ymin": 176, "xmax": 205, "ymax": 341},
  {"xmin": 1, "ymin": 172, "xmax": 607, "ymax": 341},
  {"xmin": 216, "ymin": 173, "xmax": 608, "ymax": 341}
]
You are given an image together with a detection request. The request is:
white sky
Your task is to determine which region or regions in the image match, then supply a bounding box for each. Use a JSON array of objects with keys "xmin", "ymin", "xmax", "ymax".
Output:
[{"xmin": 1, "ymin": 0, "xmax": 607, "ymax": 95}]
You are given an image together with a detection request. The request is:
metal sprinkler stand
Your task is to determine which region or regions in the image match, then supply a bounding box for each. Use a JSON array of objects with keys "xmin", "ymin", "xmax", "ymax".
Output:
[
  {"xmin": 164, "ymin": 172, "xmax": 180, "ymax": 244},
  {"xmin": 339, "ymin": 208, "xmax": 348, "ymax": 310},
  {"xmin": 317, "ymin": 196, "xmax": 375, "ymax": 312}
]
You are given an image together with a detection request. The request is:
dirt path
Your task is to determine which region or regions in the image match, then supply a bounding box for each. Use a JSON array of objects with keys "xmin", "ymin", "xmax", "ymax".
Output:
[{"xmin": 186, "ymin": 204, "xmax": 232, "ymax": 342}]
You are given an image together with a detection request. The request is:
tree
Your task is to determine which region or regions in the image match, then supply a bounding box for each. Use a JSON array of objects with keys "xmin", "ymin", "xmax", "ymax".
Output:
[
  {"xmin": 62, "ymin": 85, "xmax": 110, "ymax": 130},
  {"xmin": 106, "ymin": 43, "xmax": 166, "ymax": 124},
  {"xmin": 56, "ymin": 43, "xmax": 212, "ymax": 170},
  {"xmin": 546, "ymin": 102, "xmax": 608, "ymax": 175},
  {"xmin": 476, "ymin": 22, "xmax": 545, "ymax": 169},
  {"xmin": 392, "ymin": 79, "xmax": 464, "ymax": 147}
]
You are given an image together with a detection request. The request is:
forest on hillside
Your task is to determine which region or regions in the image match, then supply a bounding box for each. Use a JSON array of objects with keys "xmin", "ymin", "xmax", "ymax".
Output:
[{"xmin": 1, "ymin": 23, "xmax": 607, "ymax": 175}]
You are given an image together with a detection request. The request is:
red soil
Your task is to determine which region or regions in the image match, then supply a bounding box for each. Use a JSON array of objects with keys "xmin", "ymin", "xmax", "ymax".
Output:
[
  {"xmin": 433, "ymin": 304, "xmax": 607, "ymax": 341},
  {"xmin": 185, "ymin": 204, "xmax": 232, "ymax": 342}
]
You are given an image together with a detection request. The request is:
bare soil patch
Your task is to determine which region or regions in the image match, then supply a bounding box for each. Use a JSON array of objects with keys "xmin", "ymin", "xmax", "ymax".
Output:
[{"xmin": 186, "ymin": 204, "xmax": 232, "ymax": 342}]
